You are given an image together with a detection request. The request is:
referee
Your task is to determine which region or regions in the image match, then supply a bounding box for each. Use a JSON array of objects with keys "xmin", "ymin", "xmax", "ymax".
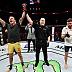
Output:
[{"xmin": 26, "ymin": 13, "xmax": 50, "ymax": 67}]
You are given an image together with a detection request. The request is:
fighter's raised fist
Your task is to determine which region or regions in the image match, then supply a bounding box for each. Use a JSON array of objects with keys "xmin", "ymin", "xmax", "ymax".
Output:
[
  {"xmin": 22, "ymin": 3, "xmax": 27, "ymax": 14},
  {"xmin": 22, "ymin": 3, "xmax": 27, "ymax": 8}
]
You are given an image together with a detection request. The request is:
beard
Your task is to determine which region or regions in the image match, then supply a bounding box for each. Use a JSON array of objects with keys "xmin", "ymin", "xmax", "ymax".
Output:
[
  {"xmin": 10, "ymin": 23, "xmax": 13, "ymax": 26},
  {"xmin": 68, "ymin": 26, "xmax": 72, "ymax": 29},
  {"xmin": 10, "ymin": 21, "xmax": 15, "ymax": 26},
  {"xmin": 68, "ymin": 26, "xmax": 71, "ymax": 29},
  {"xmin": 71, "ymin": 26, "xmax": 72, "ymax": 29}
]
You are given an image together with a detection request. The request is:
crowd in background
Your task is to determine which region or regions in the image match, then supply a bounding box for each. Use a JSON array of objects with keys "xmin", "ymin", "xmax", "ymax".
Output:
[
  {"xmin": 0, "ymin": 26, "xmax": 65, "ymax": 45},
  {"xmin": 54, "ymin": 27, "xmax": 64, "ymax": 42}
]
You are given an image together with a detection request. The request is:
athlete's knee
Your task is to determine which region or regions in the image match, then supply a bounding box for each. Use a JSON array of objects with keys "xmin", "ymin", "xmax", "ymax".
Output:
[
  {"xmin": 18, "ymin": 53, "xmax": 22, "ymax": 57},
  {"xmin": 65, "ymin": 52, "xmax": 68, "ymax": 57},
  {"xmin": 9, "ymin": 54, "xmax": 13, "ymax": 58},
  {"xmin": 65, "ymin": 55, "xmax": 68, "ymax": 57},
  {"xmin": 10, "ymin": 58, "xmax": 13, "ymax": 62}
]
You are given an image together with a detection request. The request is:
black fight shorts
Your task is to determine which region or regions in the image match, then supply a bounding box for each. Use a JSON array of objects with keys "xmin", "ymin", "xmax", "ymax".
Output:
[{"xmin": 65, "ymin": 46, "xmax": 72, "ymax": 52}]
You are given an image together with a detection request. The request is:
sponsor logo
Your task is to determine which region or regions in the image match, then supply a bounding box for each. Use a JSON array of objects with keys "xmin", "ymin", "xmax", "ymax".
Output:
[
  {"xmin": 24, "ymin": 44, "xmax": 33, "ymax": 48},
  {"xmin": 55, "ymin": 45, "xmax": 65, "ymax": 50},
  {"xmin": 18, "ymin": 48, "xmax": 20, "ymax": 51},
  {"xmin": 18, "ymin": 44, "xmax": 21, "ymax": 46},
  {"xmin": 13, "ymin": 60, "xmax": 61, "ymax": 72},
  {"xmin": 0, "ymin": 47, "xmax": 6, "ymax": 51}
]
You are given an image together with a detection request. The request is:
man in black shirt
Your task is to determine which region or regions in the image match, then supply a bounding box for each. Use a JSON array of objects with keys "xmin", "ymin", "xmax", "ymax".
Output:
[
  {"xmin": 26, "ymin": 13, "xmax": 50, "ymax": 67},
  {"xmin": 0, "ymin": 4, "xmax": 26, "ymax": 72},
  {"xmin": 5, "ymin": 29, "xmax": 17, "ymax": 55}
]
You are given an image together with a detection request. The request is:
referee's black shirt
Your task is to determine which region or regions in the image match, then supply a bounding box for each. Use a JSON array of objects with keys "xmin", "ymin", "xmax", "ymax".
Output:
[{"xmin": 32, "ymin": 23, "xmax": 50, "ymax": 40}]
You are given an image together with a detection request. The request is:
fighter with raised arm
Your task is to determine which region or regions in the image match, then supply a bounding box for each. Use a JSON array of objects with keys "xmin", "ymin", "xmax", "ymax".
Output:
[{"xmin": 0, "ymin": 3, "xmax": 26, "ymax": 72}]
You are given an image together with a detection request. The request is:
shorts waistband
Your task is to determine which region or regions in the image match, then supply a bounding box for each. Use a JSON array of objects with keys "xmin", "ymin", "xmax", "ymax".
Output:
[{"xmin": 9, "ymin": 42, "xmax": 19, "ymax": 44}]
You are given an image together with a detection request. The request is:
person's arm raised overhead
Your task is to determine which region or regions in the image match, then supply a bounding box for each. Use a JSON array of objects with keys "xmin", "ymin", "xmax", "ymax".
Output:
[{"xmin": 0, "ymin": 18, "xmax": 6, "ymax": 27}]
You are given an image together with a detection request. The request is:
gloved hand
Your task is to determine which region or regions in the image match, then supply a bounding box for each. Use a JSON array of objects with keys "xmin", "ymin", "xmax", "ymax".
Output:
[
  {"xmin": 65, "ymin": 32, "xmax": 70, "ymax": 38},
  {"xmin": 22, "ymin": 3, "xmax": 27, "ymax": 14},
  {"xmin": 47, "ymin": 43, "xmax": 49, "ymax": 47}
]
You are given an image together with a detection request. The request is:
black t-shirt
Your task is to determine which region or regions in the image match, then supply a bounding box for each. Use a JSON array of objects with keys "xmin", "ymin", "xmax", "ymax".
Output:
[
  {"xmin": 6, "ymin": 22, "xmax": 20, "ymax": 43},
  {"xmin": 32, "ymin": 22, "xmax": 50, "ymax": 40}
]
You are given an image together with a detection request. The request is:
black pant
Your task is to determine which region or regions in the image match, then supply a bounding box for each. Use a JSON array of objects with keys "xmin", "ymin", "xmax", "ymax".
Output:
[
  {"xmin": 28, "ymin": 39, "xmax": 35, "ymax": 51},
  {"xmin": 36, "ymin": 39, "xmax": 48, "ymax": 64}
]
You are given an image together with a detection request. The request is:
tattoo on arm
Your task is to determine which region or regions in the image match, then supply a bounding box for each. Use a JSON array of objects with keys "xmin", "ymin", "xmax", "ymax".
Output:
[
  {"xmin": 26, "ymin": 14, "xmax": 33, "ymax": 24},
  {"xmin": 0, "ymin": 18, "xmax": 6, "ymax": 27},
  {"xmin": 19, "ymin": 18, "xmax": 23, "ymax": 25},
  {"xmin": 19, "ymin": 12, "xmax": 25, "ymax": 25}
]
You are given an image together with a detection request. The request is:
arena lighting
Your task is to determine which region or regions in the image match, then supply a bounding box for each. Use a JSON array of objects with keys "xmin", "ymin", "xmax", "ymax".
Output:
[
  {"xmin": 30, "ymin": 0, "xmax": 34, "ymax": 4},
  {"xmin": 55, "ymin": 13, "xmax": 58, "ymax": 14},
  {"xmin": 30, "ymin": 8, "xmax": 31, "ymax": 10},
  {"xmin": 53, "ymin": 13, "xmax": 58, "ymax": 14},
  {"xmin": 53, "ymin": 13, "xmax": 55, "ymax": 14},
  {"xmin": 36, "ymin": 8, "xmax": 37, "ymax": 10},
  {"xmin": 9, "ymin": 12, "xmax": 13, "ymax": 13},
  {"xmin": 44, "ymin": 13, "xmax": 47, "ymax": 14},
  {"xmin": 0, "ymin": 9, "xmax": 71, "ymax": 15},
  {"xmin": 32, "ymin": 13, "xmax": 35, "ymax": 14},
  {"xmin": 30, "ymin": 8, "xmax": 40, "ymax": 10},
  {"xmin": 30, "ymin": 0, "xmax": 40, "ymax": 4},
  {"xmin": 65, "ymin": 11, "xmax": 68, "ymax": 13},
  {"xmin": 32, "ymin": 13, "xmax": 59, "ymax": 14},
  {"xmin": 33, "ymin": 8, "xmax": 34, "ymax": 10},
  {"xmin": 39, "ymin": 8, "xmax": 40, "ymax": 10}
]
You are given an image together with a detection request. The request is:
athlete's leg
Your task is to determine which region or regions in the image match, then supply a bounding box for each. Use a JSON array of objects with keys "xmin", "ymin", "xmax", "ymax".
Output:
[
  {"xmin": 17, "ymin": 52, "xmax": 26, "ymax": 69},
  {"xmin": 6, "ymin": 43, "xmax": 14, "ymax": 72},
  {"xmin": 64, "ymin": 46, "xmax": 69, "ymax": 69},
  {"xmin": 6, "ymin": 53, "xmax": 13, "ymax": 72},
  {"xmin": 64, "ymin": 52, "xmax": 68, "ymax": 69},
  {"xmin": 15, "ymin": 42, "xmax": 26, "ymax": 69}
]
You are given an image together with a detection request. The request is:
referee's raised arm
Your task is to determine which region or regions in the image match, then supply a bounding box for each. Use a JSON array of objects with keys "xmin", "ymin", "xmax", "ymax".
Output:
[
  {"xmin": 26, "ymin": 13, "xmax": 33, "ymax": 26},
  {"xmin": 19, "ymin": 11, "xmax": 25, "ymax": 25}
]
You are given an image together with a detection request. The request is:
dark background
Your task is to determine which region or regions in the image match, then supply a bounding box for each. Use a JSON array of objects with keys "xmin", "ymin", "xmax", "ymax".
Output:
[
  {"xmin": 0, "ymin": 0, "xmax": 72, "ymax": 26},
  {"xmin": 0, "ymin": 0, "xmax": 72, "ymax": 44}
]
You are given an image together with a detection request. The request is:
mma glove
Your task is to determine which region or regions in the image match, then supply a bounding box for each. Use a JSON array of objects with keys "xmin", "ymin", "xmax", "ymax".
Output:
[
  {"xmin": 22, "ymin": 3, "xmax": 27, "ymax": 14},
  {"xmin": 65, "ymin": 34, "xmax": 70, "ymax": 38}
]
